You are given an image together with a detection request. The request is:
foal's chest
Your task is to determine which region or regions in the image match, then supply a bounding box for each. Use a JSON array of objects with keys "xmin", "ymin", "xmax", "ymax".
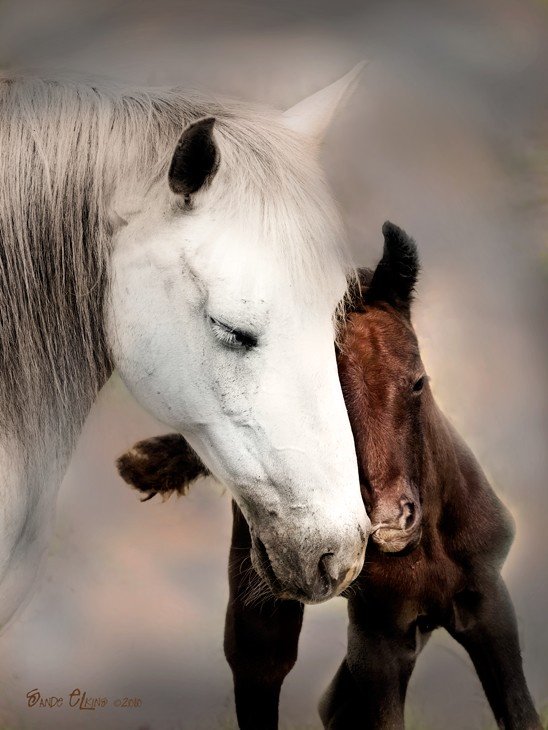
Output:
[{"xmin": 358, "ymin": 538, "xmax": 465, "ymax": 626}]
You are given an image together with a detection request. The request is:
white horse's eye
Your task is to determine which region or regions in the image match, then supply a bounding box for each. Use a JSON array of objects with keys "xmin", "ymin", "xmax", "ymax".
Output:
[{"xmin": 209, "ymin": 317, "xmax": 258, "ymax": 350}]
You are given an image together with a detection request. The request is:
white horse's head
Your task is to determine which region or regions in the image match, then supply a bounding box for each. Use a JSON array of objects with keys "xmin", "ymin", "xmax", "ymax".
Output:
[{"xmin": 107, "ymin": 69, "xmax": 369, "ymax": 603}]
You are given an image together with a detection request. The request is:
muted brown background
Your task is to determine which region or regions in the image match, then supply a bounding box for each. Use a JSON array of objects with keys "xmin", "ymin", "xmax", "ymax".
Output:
[{"xmin": 0, "ymin": 0, "xmax": 546, "ymax": 728}]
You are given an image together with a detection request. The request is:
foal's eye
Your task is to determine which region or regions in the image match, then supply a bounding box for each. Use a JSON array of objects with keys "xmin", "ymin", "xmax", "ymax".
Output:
[
  {"xmin": 209, "ymin": 317, "xmax": 258, "ymax": 350},
  {"xmin": 412, "ymin": 375, "xmax": 426, "ymax": 394}
]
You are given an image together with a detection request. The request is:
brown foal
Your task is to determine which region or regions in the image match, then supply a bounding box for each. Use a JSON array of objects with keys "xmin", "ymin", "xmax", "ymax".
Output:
[{"xmin": 117, "ymin": 222, "xmax": 541, "ymax": 730}]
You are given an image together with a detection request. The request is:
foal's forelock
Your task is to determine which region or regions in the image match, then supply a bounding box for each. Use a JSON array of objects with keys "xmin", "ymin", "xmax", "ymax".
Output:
[{"xmin": 0, "ymin": 74, "xmax": 351, "ymax": 447}]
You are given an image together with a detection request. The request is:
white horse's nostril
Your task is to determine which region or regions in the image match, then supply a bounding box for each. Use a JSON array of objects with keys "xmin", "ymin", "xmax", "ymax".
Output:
[{"xmin": 318, "ymin": 552, "xmax": 338, "ymax": 583}]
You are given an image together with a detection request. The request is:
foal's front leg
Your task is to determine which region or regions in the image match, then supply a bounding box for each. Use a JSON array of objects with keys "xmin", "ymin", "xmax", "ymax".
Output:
[
  {"xmin": 224, "ymin": 502, "xmax": 304, "ymax": 730},
  {"xmin": 319, "ymin": 595, "xmax": 430, "ymax": 730},
  {"xmin": 447, "ymin": 577, "xmax": 541, "ymax": 730}
]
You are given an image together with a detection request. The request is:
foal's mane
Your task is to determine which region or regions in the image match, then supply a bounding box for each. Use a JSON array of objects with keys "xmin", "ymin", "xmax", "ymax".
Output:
[{"xmin": 0, "ymin": 73, "xmax": 350, "ymax": 449}]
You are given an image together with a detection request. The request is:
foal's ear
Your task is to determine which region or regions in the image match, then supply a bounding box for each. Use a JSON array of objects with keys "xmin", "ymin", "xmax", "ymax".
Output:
[
  {"xmin": 365, "ymin": 221, "xmax": 420, "ymax": 314},
  {"xmin": 169, "ymin": 117, "xmax": 219, "ymax": 198}
]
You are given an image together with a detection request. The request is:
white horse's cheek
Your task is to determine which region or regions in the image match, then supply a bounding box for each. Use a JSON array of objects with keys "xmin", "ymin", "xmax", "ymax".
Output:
[{"xmin": 107, "ymin": 237, "xmax": 191, "ymax": 423}]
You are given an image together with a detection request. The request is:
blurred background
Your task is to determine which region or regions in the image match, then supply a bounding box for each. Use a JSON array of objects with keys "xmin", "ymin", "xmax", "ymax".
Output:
[{"xmin": 0, "ymin": 0, "xmax": 546, "ymax": 728}]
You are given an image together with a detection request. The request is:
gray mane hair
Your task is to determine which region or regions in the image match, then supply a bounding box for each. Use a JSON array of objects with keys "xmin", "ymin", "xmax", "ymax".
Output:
[{"xmin": 0, "ymin": 73, "xmax": 351, "ymax": 450}]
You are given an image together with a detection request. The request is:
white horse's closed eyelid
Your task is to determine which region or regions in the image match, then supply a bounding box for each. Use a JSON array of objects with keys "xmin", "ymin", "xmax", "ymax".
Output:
[{"xmin": 209, "ymin": 317, "xmax": 258, "ymax": 349}]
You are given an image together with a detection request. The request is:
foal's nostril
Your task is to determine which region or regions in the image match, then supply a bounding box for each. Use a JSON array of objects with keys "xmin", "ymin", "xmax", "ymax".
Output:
[{"xmin": 400, "ymin": 500, "xmax": 417, "ymax": 530}]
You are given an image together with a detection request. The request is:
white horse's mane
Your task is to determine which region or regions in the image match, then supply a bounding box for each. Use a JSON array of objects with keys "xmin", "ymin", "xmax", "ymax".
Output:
[{"xmin": 0, "ymin": 73, "xmax": 350, "ymax": 448}]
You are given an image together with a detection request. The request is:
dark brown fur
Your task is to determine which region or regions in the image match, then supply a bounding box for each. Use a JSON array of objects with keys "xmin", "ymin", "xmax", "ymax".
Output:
[
  {"xmin": 116, "ymin": 434, "xmax": 209, "ymax": 501},
  {"xmin": 116, "ymin": 222, "xmax": 540, "ymax": 729}
]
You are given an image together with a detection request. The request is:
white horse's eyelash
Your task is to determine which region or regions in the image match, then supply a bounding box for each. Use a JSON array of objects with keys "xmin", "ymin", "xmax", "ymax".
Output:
[
  {"xmin": 209, "ymin": 318, "xmax": 259, "ymax": 350},
  {"xmin": 210, "ymin": 319, "xmax": 240, "ymax": 347},
  {"xmin": 209, "ymin": 318, "xmax": 257, "ymax": 350}
]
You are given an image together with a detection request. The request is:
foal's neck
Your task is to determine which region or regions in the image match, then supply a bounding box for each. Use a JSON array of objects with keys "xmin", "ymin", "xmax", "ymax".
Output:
[{"xmin": 420, "ymin": 397, "xmax": 466, "ymax": 514}]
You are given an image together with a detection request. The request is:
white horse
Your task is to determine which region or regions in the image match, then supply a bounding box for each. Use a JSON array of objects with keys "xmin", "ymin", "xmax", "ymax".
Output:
[{"xmin": 0, "ymin": 67, "xmax": 369, "ymax": 628}]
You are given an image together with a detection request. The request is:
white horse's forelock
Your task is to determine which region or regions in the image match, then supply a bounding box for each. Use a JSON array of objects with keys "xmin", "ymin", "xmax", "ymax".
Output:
[{"xmin": 0, "ymin": 73, "xmax": 351, "ymax": 449}]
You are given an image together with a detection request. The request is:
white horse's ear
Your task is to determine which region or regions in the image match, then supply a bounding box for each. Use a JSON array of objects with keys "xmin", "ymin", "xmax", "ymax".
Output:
[
  {"xmin": 282, "ymin": 62, "xmax": 366, "ymax": 143},
  {"xmin": 169, "ymin": 117, "xmax": 219, "ymax": 198}
]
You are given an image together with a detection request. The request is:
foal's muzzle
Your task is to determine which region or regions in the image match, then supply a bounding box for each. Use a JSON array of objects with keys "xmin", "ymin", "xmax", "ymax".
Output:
[{"xmin": 370, "ymin": 496, "xmax": 422, "ymax": 554}]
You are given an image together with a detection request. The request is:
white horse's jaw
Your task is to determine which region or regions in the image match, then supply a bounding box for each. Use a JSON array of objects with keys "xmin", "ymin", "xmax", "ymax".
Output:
[{"xmin": 182, "ymin": 319, "xmax": 369, "ymax": 603}]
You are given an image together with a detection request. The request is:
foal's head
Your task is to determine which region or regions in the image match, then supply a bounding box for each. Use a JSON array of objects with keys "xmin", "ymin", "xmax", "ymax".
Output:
[{"xmin": 338, "ymin": 222, "xmax": 426, "ymax": 553}]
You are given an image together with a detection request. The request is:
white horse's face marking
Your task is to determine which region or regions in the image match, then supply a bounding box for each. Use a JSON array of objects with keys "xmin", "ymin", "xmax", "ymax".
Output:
[{"xmin": 107, "ymin": 69, "xmax": 369, "ymax": 603}]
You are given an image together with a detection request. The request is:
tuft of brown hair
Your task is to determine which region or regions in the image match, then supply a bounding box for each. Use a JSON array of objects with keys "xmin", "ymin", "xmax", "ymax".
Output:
[{"xmin": 116, "ymin": 434, "xmax": 209, "ymax": 502}]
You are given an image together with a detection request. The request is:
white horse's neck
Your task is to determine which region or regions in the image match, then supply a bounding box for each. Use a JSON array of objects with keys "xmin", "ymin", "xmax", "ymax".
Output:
[{"xmin": 0, "ymin": 428, "xmax": 76, "ymax": 630}]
